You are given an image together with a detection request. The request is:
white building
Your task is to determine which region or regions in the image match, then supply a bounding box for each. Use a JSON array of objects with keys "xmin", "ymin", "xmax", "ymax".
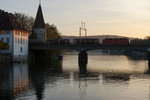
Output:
[
  {"xmin": 0, "ymin": 10, "xmax": 29, "ymax": 62},
  {"xmin": 33, "ymin": 3, "xmax": 46, "ymax": 42}
]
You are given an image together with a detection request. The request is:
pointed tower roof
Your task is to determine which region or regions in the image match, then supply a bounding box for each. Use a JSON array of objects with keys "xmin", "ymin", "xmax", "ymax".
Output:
[{"xmin": 33, "ymin": 4, "xmax": 45, "ymax": 28}]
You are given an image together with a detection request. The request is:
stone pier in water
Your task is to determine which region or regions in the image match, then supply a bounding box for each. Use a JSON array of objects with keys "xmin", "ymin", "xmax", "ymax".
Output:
[{"xmin": 78, "ymin": 50, "xmax": 88, "ymax": 74}]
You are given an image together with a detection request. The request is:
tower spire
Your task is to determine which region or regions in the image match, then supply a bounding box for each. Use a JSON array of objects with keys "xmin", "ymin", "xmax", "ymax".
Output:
[
  {"xmin": 39, "ymin": 0, "xmax": 41, "ymax": 4},
  {"xmin": 33, "ymin": 1, "xmax": 46, "ymax": 41},
  {"xmin": 33, "ymin": 2, "xmax": 45, "ymax": 28}
]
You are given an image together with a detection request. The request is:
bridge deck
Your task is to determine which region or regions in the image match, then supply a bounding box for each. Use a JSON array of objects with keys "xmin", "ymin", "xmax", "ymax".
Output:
[{"xmin": 29, "ymin": 43, "xmax": 150, "ymax": 51}]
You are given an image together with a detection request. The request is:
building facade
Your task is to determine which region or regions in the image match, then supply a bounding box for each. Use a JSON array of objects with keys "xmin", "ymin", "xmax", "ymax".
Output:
[{"xmin": 0, "ymin": 10, "xmax": 29, "ymax": 62}]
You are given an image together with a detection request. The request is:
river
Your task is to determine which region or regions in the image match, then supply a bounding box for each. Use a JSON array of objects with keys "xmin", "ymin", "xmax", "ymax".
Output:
[{"xmin": 0, "ymin": 53, "xmax": 149, "ymax": 100}]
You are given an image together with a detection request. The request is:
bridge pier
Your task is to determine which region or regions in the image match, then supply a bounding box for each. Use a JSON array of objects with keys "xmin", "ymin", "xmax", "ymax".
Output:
[
  {"xmin": 147, "ymin": 48, "xmax": 150, "ymax": 74},
  {"xmin": 78, "ymin": 50, "xmax": 88, "ymax": 74},
  {"xmin": 148, "ymin": 51, "xmax": 150, "ymax": 68}
]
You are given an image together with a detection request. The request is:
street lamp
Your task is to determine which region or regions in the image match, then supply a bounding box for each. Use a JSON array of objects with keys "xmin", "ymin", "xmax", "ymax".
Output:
[
  {"xmin": 79, "ymin": 21, "xmax": 87, "ymax": 38},
  {"xmin": 79, "ymin": 21, "xmax": 87, "ymax": 50}
]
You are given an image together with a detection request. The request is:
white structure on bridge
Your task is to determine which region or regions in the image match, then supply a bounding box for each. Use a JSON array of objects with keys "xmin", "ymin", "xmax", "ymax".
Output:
[{"xmin": 0, "ymin": 9, "xmax": 29, "ymax": 62}]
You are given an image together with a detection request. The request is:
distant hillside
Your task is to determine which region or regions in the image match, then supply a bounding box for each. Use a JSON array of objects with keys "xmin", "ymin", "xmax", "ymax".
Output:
[{"xmin": 61, "ymin": 35, "xmax": 135, "ymax": 43}]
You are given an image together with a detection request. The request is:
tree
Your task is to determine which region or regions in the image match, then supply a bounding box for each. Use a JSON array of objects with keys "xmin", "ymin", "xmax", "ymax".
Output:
[
  {"xmin": 46, "ymin": 23, "xmax": 61, "ymax": 39},
  {"xmin": 14, "ymin": 13, "xmax": 34, "ymax": 31},
  {"xmin": 0, "ymin": 41, "xmax": 9, "ymax": 50},
  {"xmin": 144, "ymin": 36, "xmax": 150, "ymax": 40}
]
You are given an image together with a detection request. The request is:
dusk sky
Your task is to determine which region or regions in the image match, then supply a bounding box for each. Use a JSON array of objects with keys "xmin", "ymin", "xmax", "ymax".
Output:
[{"xmin": 1, "ymin": 0, "xmax": 150, "ymax": 38}]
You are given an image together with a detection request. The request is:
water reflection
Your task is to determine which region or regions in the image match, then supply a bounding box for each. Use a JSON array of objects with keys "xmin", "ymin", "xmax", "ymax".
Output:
[
  {"xmin": 0, "ymin": 54, "xmax": 149, "ymax": 100},
  {"xmin": 78, "ymin": 62, "xmax": 87, "ymax": 75},
  {"xmin": 78, "ymin": 51, "xmax": 88, "ymax": 75},
  {"xmin": 29, "ymin": 59, "xmax": 63, "ymax": 100},
  {"xmin": 102, "ymin": 73, "xmax": 130, "ymax": 81},
  {"xmin": 0, "ymin": 63, "xmax": 28, "ymax": 100},
  {"xmin": 102, "ymin": 72, "xmax": 130, "ymax": 86}
]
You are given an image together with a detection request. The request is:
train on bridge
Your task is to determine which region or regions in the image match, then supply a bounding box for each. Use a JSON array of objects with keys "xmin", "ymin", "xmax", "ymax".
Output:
[
  {"xmin": 47, "ymin": 38, "xmax": 130, "ymax": 45},
  {"xmin": 102, "ymin": 38, "xmax": 129, "ymax": 44}
]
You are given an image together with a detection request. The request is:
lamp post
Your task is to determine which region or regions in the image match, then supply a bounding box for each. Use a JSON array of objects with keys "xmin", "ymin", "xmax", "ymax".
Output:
[
  {"xmin": 79, "ymin": 21, "xmax": 87, "ymax": 50},
  {"xmin": 79, "ymin": 21, "xmax": 87, "ymax": 38}
]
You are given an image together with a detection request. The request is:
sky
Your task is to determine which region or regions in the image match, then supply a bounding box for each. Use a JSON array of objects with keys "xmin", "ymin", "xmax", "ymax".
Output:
[{"xmin": 1, "ymin": 0, "xmax": 150, "ymax": 38}]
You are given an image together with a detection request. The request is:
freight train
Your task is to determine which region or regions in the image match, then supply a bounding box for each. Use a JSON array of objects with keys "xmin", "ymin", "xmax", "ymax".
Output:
[
  {"xmin": 73, "ymin": 38, "xmax": 99, "ymax": 45},
  {"xmin": 102, "ymin": 38, "xmax": 129, "ymax": 44},
  {"xmin": 47, "ymin": 39, "xmax": 71, "ymax": 44},
  {"xmin": 47, "ymin": 38, "xmax": 130, "ymax": 45}
]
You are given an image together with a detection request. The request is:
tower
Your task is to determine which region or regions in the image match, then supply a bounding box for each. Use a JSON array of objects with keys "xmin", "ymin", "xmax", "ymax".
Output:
[{"xmin": 33, "ymin": 2, "xmax": 46, "ymax": 41}]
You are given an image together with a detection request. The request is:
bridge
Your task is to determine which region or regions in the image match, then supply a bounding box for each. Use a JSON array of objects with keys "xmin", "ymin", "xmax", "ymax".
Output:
[
  {"xmin": 29, "ymin": 42, "xmax": 150, "ymax": 74},
  {"xmin": 29, "ymin": 43, "xmax": 150, "ymax": 51}
]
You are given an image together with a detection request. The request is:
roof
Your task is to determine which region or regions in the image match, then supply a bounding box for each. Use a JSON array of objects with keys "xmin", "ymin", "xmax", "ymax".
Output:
[
  {"xmin": 33, "ymin": 4, "xmax": 45, "ymax": 28},
  {"xmin": 0, "ymin": 9, "xmax": 28, "ymax": 31}
]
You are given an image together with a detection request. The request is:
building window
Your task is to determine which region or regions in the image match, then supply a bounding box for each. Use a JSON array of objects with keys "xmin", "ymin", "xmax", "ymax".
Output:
[
  {"xmin": 21, "ymin": 32, "xmax": 23, "ymax": 36},
  {"xmin": 14, "ymin": 30, "xmax": 16, "ymax": 35},
  {"xmin": 20, "ymin": 47, "xmax": 22, "ymax": 53},
  {"xmin": 15, "ymin": 38, "xmax": 17, "ymax": 43},
  {"xmin": 21, "ymin": 38, "xmax": 22, "ymax": 44},
  {"xmin": 18, "ymin": 39, "xmax": 19, "ymax": 44},
  {"xmin": 1, "ymin": 38, "xmax": 4, "ymax": 42},
  {"xmin": 6, "ymin": 38, "xmax": 9, "ymax": 43},
  {"xmin": 15, "ymin": 31, "xmax": 17, "ymax": 35}
]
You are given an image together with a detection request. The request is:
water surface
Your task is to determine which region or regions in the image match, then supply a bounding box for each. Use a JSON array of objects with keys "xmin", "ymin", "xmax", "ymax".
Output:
[{"xmin": 0, "ymin": 53, "xmax": 149, "ymax": 100}]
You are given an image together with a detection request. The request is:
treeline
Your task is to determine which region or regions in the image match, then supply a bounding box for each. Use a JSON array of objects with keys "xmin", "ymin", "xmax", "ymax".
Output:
[
  {"xmin": 14, "ymin": 12, "xmax": 61, "ymax": 39},
  {"xmin": 0, "ymin": 41, "xmax": 9, "ymax": 50},
  {"xmin": 46, "ymin": 24, "xmax": 61, "ymax": 39},
  {"xmin": 130, "ymin": 37, "xmax": 150, "ymax": 44}
]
